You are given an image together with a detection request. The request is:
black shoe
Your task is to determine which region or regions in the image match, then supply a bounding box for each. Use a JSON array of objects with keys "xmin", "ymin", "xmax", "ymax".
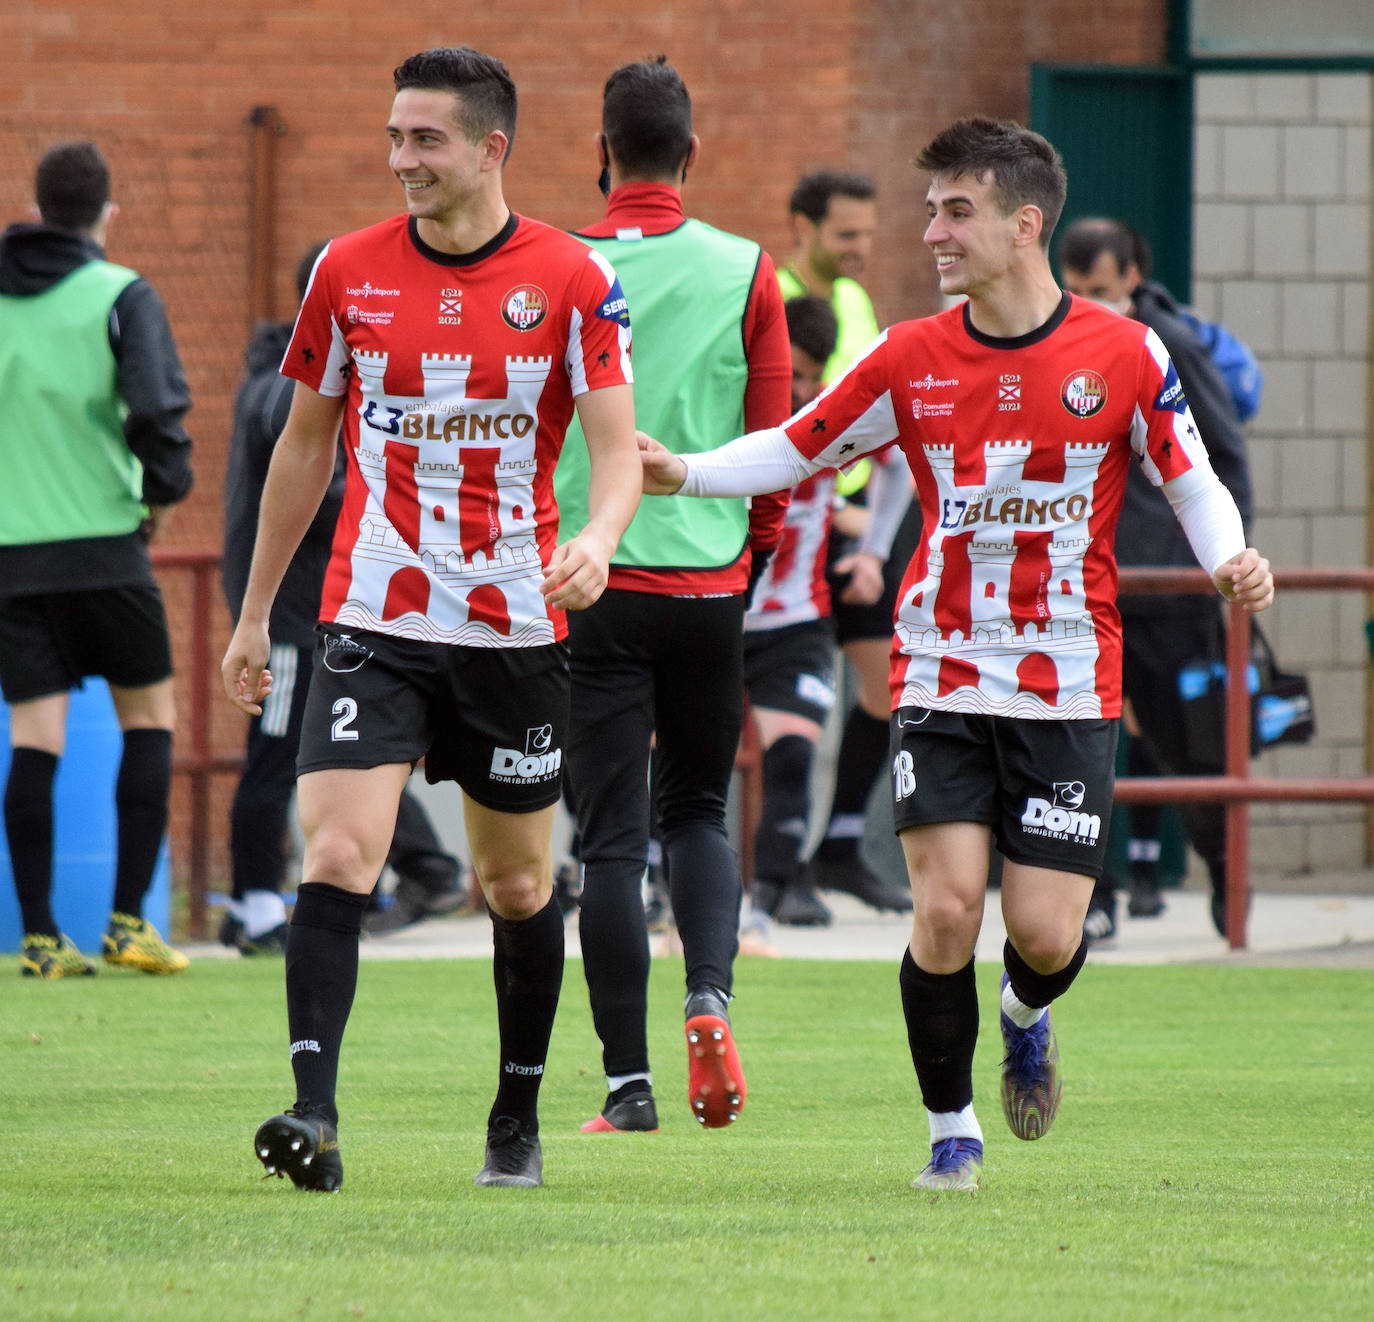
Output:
[
  {"xmin": 580, "ymin": 1088, "xmax": 659, "ymax": 1133},
  {"xmin": 1127, "ymin": 877, "xmax": 1166, "ymax": 919},
  {"xmin": 475, "ymin": 1115, "xmax": 543, "ymax": 1187},
  {"xmin": 807, "ymin": 854, "xmax": 912, "ymax": 913},
  {"xmin": 748, "ymin": 878, "xmax": 782, "ymax": 918},
  {"xmin": 774, "ymin": 882, "xmax": 833, "ymax": 927},
  {"xmin": 254, "ymin": 1107, "xmax": 342, "ymax": 1192},
  {"xmin": 218, "ymin": 912, "xmax": 289, "ymax": 956}
]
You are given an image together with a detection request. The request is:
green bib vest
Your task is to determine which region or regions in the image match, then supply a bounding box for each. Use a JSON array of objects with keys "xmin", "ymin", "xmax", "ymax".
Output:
[
  {"xmin": 776, "ymin": 266, "xmax": 879, "ymax": 384},
  {"xmin": 556, "ymin": 219, "xmax": 759, "ymax": 570},
  {"xmin": 0, "ymin": 259, "xmax": 144, "ymax": 546}
]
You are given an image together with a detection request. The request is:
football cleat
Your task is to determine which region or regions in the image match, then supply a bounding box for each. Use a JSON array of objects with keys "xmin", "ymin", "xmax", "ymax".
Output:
[
  {"xmin": 102, "ymin": 912, "xmax": 188, "ymax": 974},
  {"xmin": 999, "ymin": 972, "xmax": 1062, "ymax": 1141},
  {"xmin": 684, "ymin": 988, "xmax": 746, "ymax": 1128},
  {"xmin": 772, "ymin": 881, "xmax": 833, "ymax": 927},
  {"xmin": 20, "ymin": 932, "xmax": 96, "ymax": 979},
  {"xmin": 254, "ymin": 1107, "xmax": 342, "ymax": 1192},
  {"xmin": 580, "ymin": 1091, "xmax": 659, "ymax": 1134},
  {"xmin": 912, "ymin": 1137, "xmax": 983, "ymax": 1192},
  {"xmin": 806, "ymin": 854, "xmax": 912, "ymax": 913},
  {"xmin": 475, "ymin": 1115, "xmax": 542, "ymax": 1187}
]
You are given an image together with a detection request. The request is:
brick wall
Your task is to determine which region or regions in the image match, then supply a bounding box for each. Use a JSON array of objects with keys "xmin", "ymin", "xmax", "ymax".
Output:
[
  {"xmin": 1, "ymin": 0, "xmax": 1166, "ymax": 892},
  {"xmin": 1193, "ymin": 71, "xmax": 1373, "ymax": 875}
]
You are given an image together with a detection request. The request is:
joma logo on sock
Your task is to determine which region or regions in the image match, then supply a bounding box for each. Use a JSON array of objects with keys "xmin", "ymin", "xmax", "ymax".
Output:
[
  {"xmin": 503, "ymin": 1061, "xmax": 544, "ymax": 1076},
  {"xmin": 289, "ymin": 1039, "xmax": 321, "ymax": 1056}
]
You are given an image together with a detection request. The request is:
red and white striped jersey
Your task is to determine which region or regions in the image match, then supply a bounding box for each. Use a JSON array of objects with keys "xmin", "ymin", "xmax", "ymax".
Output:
[
  {"xmin": 744, "ymin": 471, "xmax": 836, "ymax": 631},
  {"xmin": 283, "ymin": 214, "xmax": 632, "ymax": 648},
  {"xmin": 782, "ymin": 294, "xmax": 1217, "ymax": 718}
]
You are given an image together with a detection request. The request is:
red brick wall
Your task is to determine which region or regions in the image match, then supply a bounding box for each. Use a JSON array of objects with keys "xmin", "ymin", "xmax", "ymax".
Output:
[{"xmin": 1, "ymin": 0, "xmax": 1166, "ymax": 897}]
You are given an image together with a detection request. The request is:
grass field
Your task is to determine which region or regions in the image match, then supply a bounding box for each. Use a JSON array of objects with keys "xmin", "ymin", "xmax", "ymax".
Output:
[{"xmin": 2, "ymin": 953, "xmax": 1371, "ymax": 1322}]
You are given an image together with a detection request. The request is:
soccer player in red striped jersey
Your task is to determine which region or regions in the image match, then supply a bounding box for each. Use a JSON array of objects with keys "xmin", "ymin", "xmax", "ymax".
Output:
[
  {"xmin": 221, "ymin": 46, "xmax": 641, "ymax": 1192},
  {"xmin": 639, "ymin": 116, "xmax": 1273, "ymax": 1191}
]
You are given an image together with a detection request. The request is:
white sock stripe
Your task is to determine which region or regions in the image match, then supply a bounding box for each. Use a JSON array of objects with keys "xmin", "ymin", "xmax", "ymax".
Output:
[{"xmin": 259, "ymin": 644, "xmax": 297, "ymax": 737}]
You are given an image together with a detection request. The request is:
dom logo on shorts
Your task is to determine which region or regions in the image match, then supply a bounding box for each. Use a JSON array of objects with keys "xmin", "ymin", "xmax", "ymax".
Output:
[
  {"xmin": 490, "ymin": 724, "xmax": 562, "ymax": 784},
  {"xmin": 1020, "ymin": 780, "xmax": 1099, "ymax": 844}
]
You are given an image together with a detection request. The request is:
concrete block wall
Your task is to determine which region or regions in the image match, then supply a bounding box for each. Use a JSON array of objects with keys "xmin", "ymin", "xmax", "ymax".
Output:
[{"xmin": 1193, "ymin": 71, "xmax": 1373, "ymax": 877}]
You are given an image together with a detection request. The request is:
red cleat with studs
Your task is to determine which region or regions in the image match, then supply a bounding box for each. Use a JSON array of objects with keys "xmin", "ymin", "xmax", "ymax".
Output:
[{"xmin": 684, "ymin": 992, "xmax": 746, "ymax": 1127}]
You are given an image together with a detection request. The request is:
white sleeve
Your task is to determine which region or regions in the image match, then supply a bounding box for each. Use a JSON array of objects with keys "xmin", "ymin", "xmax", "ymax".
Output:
[
  {"xmin": 857, "ymin": 448, "xmax": 913, "ymax": 560},
  {"xmin": 679, "ymin": 427, "xmax": 818, "ymax": 499},
  {"xmin": 1162, "ymin": 465, "xmax": 1246, "ymax": 576}
]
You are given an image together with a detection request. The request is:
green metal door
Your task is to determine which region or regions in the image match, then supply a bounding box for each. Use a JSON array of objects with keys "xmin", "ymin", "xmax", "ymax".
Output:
[{"xmin": 1030, "ymin": 64, "xmax": 1193, "ymax": 302}]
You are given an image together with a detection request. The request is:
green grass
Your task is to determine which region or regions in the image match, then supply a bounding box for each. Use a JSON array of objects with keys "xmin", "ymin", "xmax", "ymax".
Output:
[{"xmin": 2, "ymin": 955, "xmax": 1371, "ymax": 1321}]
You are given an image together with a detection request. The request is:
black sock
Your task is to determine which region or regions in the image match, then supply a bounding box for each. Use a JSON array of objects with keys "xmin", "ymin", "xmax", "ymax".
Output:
[
  {"xmin": 816, "ymin": 708, "xmax": 889, "ymax": 862},
  {"xmin": 5, "ymin": 747, "xmax": 58, "ymax": 937},
  {"xmin": 577, "ymin": 858, "xmax": 651, "ymax": 1078},
  {"xmin": 663, "ymin": 823, "xmax": 740, "ymax": 997},
  {"xmin": 753, "ymin": 735, "xmax": 813, "ymax": 887},
  {"xmin": 285, "ymin": 882, "xmax": 368, "ymax": 1125},
  {"xmin": 1003, "ymin": 936, "xmax": 1088, "ymax": 1010},
  {"xmin": 111, "ymin": 728, "xmax": 172, "ymax": 917},
  {"xmin": 488, "ymin": 894, "xmax": 565, "ymax": 1133},
  {"xmin": 899, "ymin": 948, "xmax": 978, "ymax": 1113}
]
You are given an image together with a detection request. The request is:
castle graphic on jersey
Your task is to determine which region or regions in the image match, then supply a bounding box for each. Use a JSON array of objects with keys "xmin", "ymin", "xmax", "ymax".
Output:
[
  {"xmin": 894, "ymin": 437, "xmax": 1110, "ymax": 719},
  {"xmin": 339, "ymin": 349, "xmax": 556, "ymax": 647}
]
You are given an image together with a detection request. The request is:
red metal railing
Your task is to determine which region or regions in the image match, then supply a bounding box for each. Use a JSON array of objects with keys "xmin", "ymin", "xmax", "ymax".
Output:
[{"xmin": 1113, "ymin": 567, "xmax": 1374, "ymax": 949}]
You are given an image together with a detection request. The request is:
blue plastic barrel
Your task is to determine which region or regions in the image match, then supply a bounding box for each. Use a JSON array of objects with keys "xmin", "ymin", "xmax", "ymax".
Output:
[{"xmin": 0, "ymin": 679, "xmax": 171, "ymax": 954}]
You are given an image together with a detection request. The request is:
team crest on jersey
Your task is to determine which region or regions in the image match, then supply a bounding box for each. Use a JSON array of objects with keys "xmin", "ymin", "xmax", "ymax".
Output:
[
  {"xmin": 502, "ymin": 284, "xmax": 549, "ymax": 331},
  {"xmin": 1060, "ymin": 369, "xmax": 1108, "ymax": 418}
]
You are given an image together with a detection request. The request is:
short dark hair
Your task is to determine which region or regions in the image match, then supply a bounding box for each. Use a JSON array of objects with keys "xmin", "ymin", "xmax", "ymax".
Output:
[
  {"xmin": 788, "ymin": 169, "xmax": 877, "ymax": 224},
  {"xmin": 1056, "ymin": 216, "xmax": 1137, "ymax": 276},
  {"xmin": 393, "ymin": 47, "xmax": 517, "ymax": 157},
  {"xmin": 602, "ymin": 56, "xmax": 692, "ymax": 179},
  {"xmin": 296, "ymin": 241, "xmax": 329, "ymax": 303},
  {"xmin": 35, "ymin": 140, "xmax": 110, "ymax": 231},
  {"xmin": 784, "ymin": 295, "xmax": 838, "ymax": 365},
  {"xmin": 916, "ymin": 116, "xmax": 1067, "ymax": 248}
]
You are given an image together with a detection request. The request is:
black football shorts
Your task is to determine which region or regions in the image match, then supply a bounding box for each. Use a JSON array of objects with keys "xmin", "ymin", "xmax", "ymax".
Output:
[
  {"xmin": 296, "ymin": 625, "xmax": 570, "ymax": 813},
  {"xmin": 0, "ymin": 585, "xmax": 173, "ymax": 703},
  {"xmin": 743, "ymin": 619, "xmax": 837, "ymax": 725},
  {"xmin": 889, "ymin": 705, "xmax": 1118, "ymax": 879}
]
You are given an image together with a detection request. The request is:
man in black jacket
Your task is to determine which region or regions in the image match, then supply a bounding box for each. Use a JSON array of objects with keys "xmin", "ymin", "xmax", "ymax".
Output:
[
  {"xmin": 220, "ymin": 245, "xmax": 466, "ymax": 953},
  {"xmin": 1058, "ymin": 216, "xmax": 1255, "ymax": 938},
  {"xmin": 0, "ymin": 141, "xmax": 193, "ymax": 977}
]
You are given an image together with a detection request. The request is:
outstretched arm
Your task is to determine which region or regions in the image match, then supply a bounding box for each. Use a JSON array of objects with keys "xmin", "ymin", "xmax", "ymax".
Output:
[
  {"xmin": 1163, "ymin": 466, "xmax": 1273, "ymax": 613},
  {"xmin": 638, "ymin": 425, "xmax": 815, "ymax": 498}
]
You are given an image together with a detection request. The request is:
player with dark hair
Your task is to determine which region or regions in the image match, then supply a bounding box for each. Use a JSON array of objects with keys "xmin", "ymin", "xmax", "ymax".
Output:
[
  {"xmin": 221, "ymin": 46, "xmax": 641, "ymax": 1190},
  {"xmin": 1, "ymin": 139, "xmax": 194, "ymax": 979},
  {"xmin": 640, "ymin": 115, "xmax": 1273, "ymax": 1191},
  {"xmin": 555, "ymin": 56, "xmax": 790, "ymax": 1134}
]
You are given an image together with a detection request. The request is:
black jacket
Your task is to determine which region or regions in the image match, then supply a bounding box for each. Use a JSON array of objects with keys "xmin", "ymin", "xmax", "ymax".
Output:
[
  {"xmin": 221, "ymin": 321, "xmax": 345, "ymax": 649},
  {"xmin": 0, "ymin": 222, "xmax": 193, "ymax": 594},
  {"xmin": 1117, "ymin": 279, "xmax": 1253, "ymax": 616}
]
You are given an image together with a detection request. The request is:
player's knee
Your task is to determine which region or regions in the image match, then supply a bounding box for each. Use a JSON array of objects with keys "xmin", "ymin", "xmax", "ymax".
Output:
[
  {"xmin": 302, "ymin": 827, "xmax": 376, "ymax": 893},
  {"xmin": 480, "ymin": 864, "xmax": 547, "ymax": 920},
  {"xmin": 1009, "ymin": 924, "xmax": 1083, "ymax": 974},
  {"xmin": 917, "ymin": 888, "xmax": 983, "ymax": 952}
]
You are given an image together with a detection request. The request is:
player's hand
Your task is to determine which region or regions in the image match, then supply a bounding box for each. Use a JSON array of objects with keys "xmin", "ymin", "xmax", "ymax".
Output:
[
  {"xmin": 834, "ymin": 550, "xmax": 884, "ymax": 605},
  {"xmin": 542, "ymin": 528, "xmax": 613, "ymax": 611},
  {"xmin": 221, "ymin": 619, "xmax": 274, "ymax": 715},
  {"xmin": 1214, "ymin": 547, "xmax": 1274, "ymax": 613},
  {"xmin": 637, "ymin": 431, "xmax": 687, "ymax": 494}
]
